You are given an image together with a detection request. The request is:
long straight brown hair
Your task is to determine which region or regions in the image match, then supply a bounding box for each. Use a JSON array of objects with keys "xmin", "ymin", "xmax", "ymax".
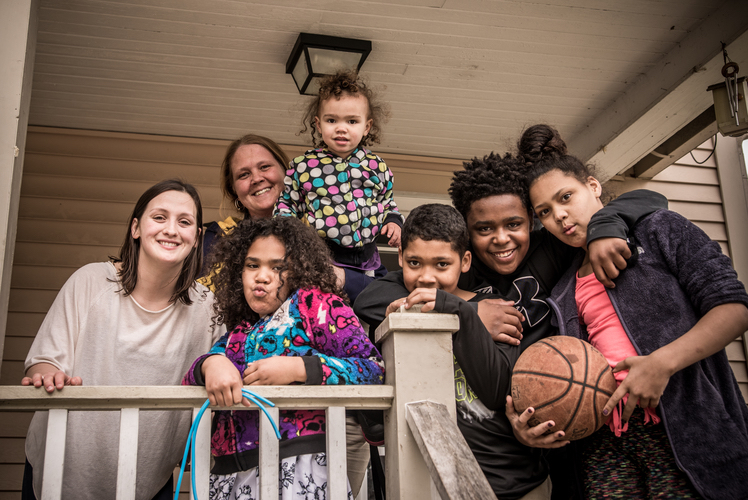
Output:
[{"xmin": 111, "ymin": 179, "xmax": 204, "ymax": 305}]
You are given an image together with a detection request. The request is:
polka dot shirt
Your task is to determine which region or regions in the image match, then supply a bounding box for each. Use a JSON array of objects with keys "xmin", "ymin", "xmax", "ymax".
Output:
[{"xmin": 275, "ymin": 147, "xmax": 402, "ymax": 248}]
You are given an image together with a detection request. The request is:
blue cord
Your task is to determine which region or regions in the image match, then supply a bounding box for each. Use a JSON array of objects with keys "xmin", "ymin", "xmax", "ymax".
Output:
[
  {"xmin": 174, "ymin": 389, "xmax": 281, "ymax": 500},
  {"xmin": 174, "ymin": 398, "xmax": 209, "ymax": 499}
]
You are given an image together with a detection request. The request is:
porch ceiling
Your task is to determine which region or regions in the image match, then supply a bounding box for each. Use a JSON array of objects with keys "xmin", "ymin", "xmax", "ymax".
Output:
[{"xmin": 28, "ymin": 0, "xmax": 748, "ymax": 180}]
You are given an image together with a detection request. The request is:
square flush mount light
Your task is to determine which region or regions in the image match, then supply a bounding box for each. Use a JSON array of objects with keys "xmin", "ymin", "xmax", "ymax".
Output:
[{"xmin": 286, "ymin": 33, "xmax": 372, "ymax": 96}]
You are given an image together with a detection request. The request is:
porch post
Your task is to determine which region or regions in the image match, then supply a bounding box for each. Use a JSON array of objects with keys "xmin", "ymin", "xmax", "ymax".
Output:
[
  {"xmin": 0, "ymin": 0, "xmax": 38, "ymax": 373},
  {"xmin": 713, "ymin": 135, "xmax": 748, "ymax": 366},
  {"xmin": 376, "ymin": 309, "xmax": 459, "ymax": 500}
]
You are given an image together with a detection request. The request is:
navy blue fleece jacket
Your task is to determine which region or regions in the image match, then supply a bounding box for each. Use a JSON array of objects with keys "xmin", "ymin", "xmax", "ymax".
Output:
[{"xmin": 549, "ymin": 209, "xmax": 748, "ymax": 500}]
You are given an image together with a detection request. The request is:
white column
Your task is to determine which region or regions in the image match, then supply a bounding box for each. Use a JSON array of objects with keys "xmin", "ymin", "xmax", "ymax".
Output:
[
  {"xmin": 714, "ymin": 134, "xmax": 748, "ymax": 365},
  {"xmin": 715, "ymin": 134, "xmax": 748, "ymax": 281},
  {"xmin": 0, "ymin": 0, "xmax": 39, "ymax": 372},
  {"xmin": 376, "ymin": 310, "xmax": 460, "ymax": 500}
]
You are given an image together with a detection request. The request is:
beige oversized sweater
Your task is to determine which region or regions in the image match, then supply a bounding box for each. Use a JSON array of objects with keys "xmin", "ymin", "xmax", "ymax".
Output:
[{"xmin": 24, "ymin": 262, "xmax": 223, "ymax": 500}]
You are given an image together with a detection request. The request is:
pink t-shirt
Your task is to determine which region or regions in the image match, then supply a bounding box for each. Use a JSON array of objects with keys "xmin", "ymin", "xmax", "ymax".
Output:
[{"xmin": 575, "ymin": 271, "xmax": 660, "ymax": 435}]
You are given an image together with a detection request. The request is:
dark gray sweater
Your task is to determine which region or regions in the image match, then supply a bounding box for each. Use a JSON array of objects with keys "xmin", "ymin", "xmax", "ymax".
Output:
[{"xmin": 549, "ymin": 209, "xmax": 748, "ymax": 500}]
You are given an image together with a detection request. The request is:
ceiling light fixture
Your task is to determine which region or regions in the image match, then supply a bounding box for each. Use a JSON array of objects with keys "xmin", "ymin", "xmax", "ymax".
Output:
[{"xmin": 286, "ymin": 33, "xmax": 372, "ymax": 96}]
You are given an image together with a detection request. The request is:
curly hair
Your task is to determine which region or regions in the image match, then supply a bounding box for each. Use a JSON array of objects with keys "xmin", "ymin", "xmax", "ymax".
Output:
[
  {"xmin": 517, "ymin": 124, "xmax": 595, "ymax": 187},
  {"xmin": 299, "ymin": 69, "xmax": 390, "ymax": 148},
  {"xmin": 449, "ymin": 152, "xmax": 531, "ymax": 221},
  {"xmin": 207, "ymin": 217, "xmax": 345, "ymax": 329},
  {"xmin": 401, "ymin": 204, "xmax": 469, "ymax": 256}
]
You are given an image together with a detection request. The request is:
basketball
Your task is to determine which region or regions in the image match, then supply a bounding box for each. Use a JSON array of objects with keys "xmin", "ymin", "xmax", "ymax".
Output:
[{"xmin": 511, "ymin": 336, "xmax": 617, "ymax": 440}]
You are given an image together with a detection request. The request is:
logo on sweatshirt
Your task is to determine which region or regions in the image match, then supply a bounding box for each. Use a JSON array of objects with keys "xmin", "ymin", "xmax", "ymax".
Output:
[{"xmin": 511, "ymin": 276, "xmax": 550, "ymax": 328}]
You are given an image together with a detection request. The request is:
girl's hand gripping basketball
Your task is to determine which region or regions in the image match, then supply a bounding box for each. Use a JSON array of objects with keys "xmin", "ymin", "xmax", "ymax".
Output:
[
  {"xmin": 505, "ymin": 395, "xmax": 570, "ymax": 448},
  {"xmin": 603, "ymin": 354, "xmax": 672, "ymax": 423}
]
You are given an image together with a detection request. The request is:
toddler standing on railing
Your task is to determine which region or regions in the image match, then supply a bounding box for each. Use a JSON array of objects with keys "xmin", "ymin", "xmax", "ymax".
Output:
[
  {"xmin": 274, "ymin": 70, "xmax": 402, "ymax": 303},
  {"xmin": 182, "ymin": 216, "xmax": 384, "ymax": 499}
]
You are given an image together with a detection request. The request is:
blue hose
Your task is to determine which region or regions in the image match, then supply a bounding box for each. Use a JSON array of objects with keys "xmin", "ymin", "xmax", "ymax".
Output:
[{"xmin": 173, "ymin": 389, "xmax": 281, "ymax": 500}]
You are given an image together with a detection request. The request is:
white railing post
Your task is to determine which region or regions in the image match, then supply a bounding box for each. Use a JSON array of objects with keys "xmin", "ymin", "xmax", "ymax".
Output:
[
  {"xmin": 116, "ymin": 408, "xmax": 139, "ymax": 500},
  {"xmin": 325, "ymin": 405, "xmax": 348, "ymax": 498},
  {"xmin": 258, "ymin": 405, "xmax": 280, "ymax": 498},
  {"xmin": 376, "ymin": 310, "xmax": 459, "ymax": 500},
  {"xmin": 192, "ymin": 406, "xmax": 211, "ymax": 499},
  {"xmin": 41, "ymin": 409, "xmax": 67, "ymax": 500},
  {"xmin": 0, "ymin": 385, "xmax": 393, "ymax": 499}
]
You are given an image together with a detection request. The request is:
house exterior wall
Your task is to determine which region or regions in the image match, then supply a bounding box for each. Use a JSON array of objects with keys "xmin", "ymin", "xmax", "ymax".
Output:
[{"xmin": 1, "ymin": 128, "xmax": 746, "ymax": 497}]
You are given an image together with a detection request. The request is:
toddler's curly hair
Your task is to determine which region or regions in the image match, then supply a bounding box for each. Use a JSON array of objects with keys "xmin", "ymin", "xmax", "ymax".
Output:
[
  {"xmin": 207, "ymin": 217, "xmax": 345, "ymax": 329},
  {"xmin": 299, "ymin": 69, "xmax": 389, "ymax": 148}
]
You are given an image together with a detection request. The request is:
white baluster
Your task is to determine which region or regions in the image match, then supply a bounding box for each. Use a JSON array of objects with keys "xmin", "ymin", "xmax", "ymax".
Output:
[{"xmin": 116, "ymin": 407, "xmax": 139, "ymax": 500}]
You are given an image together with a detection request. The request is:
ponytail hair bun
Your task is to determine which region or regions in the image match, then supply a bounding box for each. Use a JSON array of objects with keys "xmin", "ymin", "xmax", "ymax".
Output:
[
  {"xmin": 516, "ymin": 123, "xmax": 595, "ymax": 187},
  {"xmin": 518, "ymin": 124, "xmax": 568, "ymax": 164}
]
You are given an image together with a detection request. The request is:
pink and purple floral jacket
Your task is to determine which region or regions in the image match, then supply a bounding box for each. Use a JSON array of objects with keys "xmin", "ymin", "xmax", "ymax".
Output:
[{"xmin": 182, "ymin": 287, "xmax": 384, "ymax": 474}]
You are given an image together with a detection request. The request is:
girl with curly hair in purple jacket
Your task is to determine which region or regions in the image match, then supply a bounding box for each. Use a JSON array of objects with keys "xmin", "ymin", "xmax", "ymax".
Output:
[{"xmin": 183, "ymin": 216, "xmax": 384, "ymax": 500}]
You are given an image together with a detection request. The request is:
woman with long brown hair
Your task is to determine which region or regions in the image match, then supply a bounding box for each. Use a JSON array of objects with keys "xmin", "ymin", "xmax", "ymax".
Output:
[{"xmin": 22, "ymin": 179, "xmax": 223, "ymax": 500}]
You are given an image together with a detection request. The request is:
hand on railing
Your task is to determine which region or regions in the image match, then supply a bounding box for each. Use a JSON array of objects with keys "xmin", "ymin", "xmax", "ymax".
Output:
[
  {"xmin": 22, "ymin": 362, "xmax": 82, "ymax": 393},
  {"xmin": 385, "ymin": 288, "xmax": 434, "ymax": 317},
  {"xmin": 202, "ymin": 355, "xmax": 247, "ymax": 407}
]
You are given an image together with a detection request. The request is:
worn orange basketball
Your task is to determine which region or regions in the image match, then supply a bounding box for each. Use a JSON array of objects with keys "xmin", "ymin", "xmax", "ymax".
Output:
[{"xmin": 511, "ymin": 336, "xmax": 617, "ymax": 441}]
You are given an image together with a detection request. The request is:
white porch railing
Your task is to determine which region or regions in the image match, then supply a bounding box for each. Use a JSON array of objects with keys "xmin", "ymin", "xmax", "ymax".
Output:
[{"xmin": 0, "ymin": 311, "xmax": 494, "ymax": 500}]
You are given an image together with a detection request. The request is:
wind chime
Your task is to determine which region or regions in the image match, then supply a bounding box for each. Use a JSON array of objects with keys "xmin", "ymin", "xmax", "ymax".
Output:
[{"xmin": 707, "ymin": 42, "xmax": 748, "ymax": 137}]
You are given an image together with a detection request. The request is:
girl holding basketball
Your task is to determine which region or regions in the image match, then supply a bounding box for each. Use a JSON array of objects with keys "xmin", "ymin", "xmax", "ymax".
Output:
[{"xmin": 515, "ymin": 124, "xmax": 748, "ymax": 499}]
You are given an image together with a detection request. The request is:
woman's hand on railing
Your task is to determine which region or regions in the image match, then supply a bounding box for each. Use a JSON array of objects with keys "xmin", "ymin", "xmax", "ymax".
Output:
[
  {"xmin": 505, "ymin": 395, "xmax": 569, "ymax": 448},
  {"xmin": 202, "ymin": 355, "xmax": 249, "ymax": 407},
  {"xmin": 22, "ymin": 362, "xmax": 82, "ymax": 393}
]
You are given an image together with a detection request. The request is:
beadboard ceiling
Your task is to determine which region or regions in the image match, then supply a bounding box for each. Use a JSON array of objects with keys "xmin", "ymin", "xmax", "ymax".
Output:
[{"xmin": 28, "ymin": 0, "xmax": 748, "ymax": 180}]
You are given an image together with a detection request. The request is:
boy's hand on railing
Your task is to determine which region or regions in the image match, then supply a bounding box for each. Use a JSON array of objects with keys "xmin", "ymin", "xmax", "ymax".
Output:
[
  {"xmin": 385, "ymin": 297, "xmax": 408, "ymax": 318},
  {"xmin": 243, "ymin": 357, "xmax": 306, "ymax": 385},
  {"xmin": 202, "ymin": 355, "xmax": 248, "ymax": 407},
  {"xmin": 505, "ymin": 395, "xmax": 569, "ymax": 449},
  {"xmin": 399, "ymin": 288, "xmax": 438, "ymax": 313},
  {"xmin": 22, "ymin": 363, "xmax": 82, "ymax": 393},
  {"xmin": 477, "ymin": 299, "xmax": 524, "ymax": 345}
]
